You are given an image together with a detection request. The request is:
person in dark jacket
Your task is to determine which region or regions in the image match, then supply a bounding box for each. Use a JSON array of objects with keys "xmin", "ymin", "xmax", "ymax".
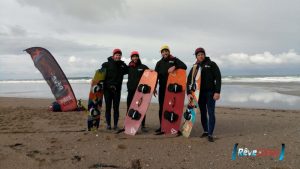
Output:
[
  {"xmin": 187, "ymin": 47, "xmax": 221, "ymax": 142},
  {"xmin": 127, "ymin": 51, "xmax": 149, "ymax": 131},
  {"xmin": 102, "ymin": 48, "xmax": 128, "ymax": 130},
  {"xmin": 154, "ymin": 45, "xmax": 187, "ymax": 133}
]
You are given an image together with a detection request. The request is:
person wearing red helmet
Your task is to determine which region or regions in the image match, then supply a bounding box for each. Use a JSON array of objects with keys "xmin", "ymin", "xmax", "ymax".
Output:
[
  {"xmin": 187, "ymin": 47, "xmax": 221, "ymax": 142},
  {"xmin": 101, "ymin": 48, "xmax": 128, "ymax": 130},
  {"xmin": 127, "ymin": 51, "xmax": 149, "ymax": 131}
]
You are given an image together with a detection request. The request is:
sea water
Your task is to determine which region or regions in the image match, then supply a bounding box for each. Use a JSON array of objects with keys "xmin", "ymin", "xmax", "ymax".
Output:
[{"xmin": 1, "ymin": 75, "xmax": 300, "ymax": 110}]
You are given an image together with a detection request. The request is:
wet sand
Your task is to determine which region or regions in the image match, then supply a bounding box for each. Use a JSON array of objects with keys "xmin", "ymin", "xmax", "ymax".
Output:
[{"xmin": 0, "ymin": 97, "xmax": 299, "ymax": 169}]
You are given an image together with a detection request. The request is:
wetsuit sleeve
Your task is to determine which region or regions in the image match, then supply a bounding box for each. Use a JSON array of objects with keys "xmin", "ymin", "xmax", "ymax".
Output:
[
  {"xmin": 154, "ymin": 62, "xmax": 160, "ymax": 90},
  {"xmin": 144, "ymin": 65, "xmax": 149, "ymax": 70},
  {"xmin": 186, "ymin": 68, "xmax": 193, "ymax": 94},
  {"xmin": 101, "ymin": 62, "xmax": 107, "ymax": 69},
  {"xmin": 122, "ymin": 62, "xmax": 129, "ymax": 75},
  {"xmin": 212, "ymin": 62, "xmax": 221, "ymax": 93},
  {"xmin": 101, "ymin": 62, "xmax": 108, "ymax": 82},
  {"xmin": 154, "ymin": 61, "xmax": 159, "ymax": 73},
  {"xmin": 175, "ymin": 58, "xmax": 187, "ymax": 70}
]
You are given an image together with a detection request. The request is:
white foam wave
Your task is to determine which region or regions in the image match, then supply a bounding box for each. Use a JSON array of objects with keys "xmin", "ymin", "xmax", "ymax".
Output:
[
  {"xmin": 223, "ymin": 76, "xmax": 300, "ymax": 83},
  {"xmin": 0, "ymin": 78, "xmax": 129, "ymax": 84},
  {"xmin": 1, "ymin": 76, "xmax": 299, "ymax": 84}
]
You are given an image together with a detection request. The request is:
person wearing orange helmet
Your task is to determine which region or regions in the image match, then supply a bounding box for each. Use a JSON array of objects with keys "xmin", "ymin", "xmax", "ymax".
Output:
[
  {"xmin": 127, "ymin": 51, "xmax": 149, "ymax": 131},
  {"xmin": 101, "ymin": 48, "xmax": 128, "ymax": 130}
]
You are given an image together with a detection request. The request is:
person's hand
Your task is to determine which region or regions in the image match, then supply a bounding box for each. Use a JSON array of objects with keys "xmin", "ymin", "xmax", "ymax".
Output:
[
  {"xmin": 153, "ymin": 89, "xmax": 157, "ymax": 97},
  {"xmin": 168, "ymin": 66, "xmax": 175, "ymax": 73},
  {"xmin": 213, "ymin": 93, "xmax": 220, "ymax": 100}
]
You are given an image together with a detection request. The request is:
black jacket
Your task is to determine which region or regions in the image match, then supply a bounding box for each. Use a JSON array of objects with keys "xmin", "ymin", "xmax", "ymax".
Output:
[
  {"xmin": 102, "ymin": 57, "xmax": 128, "ymax": 89},
  {"xmin": 155, "ymin": 55, "xmax": 187, "ymax": 90},
  {"xmin": 127, "ymin": 59, "xmax": 149, "ymax": 91},
  {"xmin": 187, "ymin": 57, "xmax": 221, "ymax": 94}
]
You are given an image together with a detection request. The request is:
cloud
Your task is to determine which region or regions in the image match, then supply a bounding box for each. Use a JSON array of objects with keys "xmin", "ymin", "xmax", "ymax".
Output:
[
  {"xmin": 68, "ymin": 56, "xmax": 77, "ymax": 63},
  {"xmin": 2, "ymin": 0, "xmax": 299, "ymax": 54},
  {"xmin": 0, "ymin": 25, "xmax": 109, "ymax": 56},
  {"xmin": 1, "ymin": 0, "xmax": 300, "ymax": 79},
  {"xmin": 0, "ymin": 25, "xmax": 27, "ymax": 37},
  {"xmin": 217, "ymin": 50, "xmax": 300, "ymax": 66},
  {"xmin": 9, "ymin": 25, "xmax": 27, "ymax": 36},
  {"xmin": 16, "ymin": 0, "xmax": 126, "ymax": 22},
  {"xmin": 0, "ymin": 54, "xmax": 39, "ymax": 80},
  {"xmin": 213, "ymin": 50, "xmax": 300, "ymax": 75},
  {"xmin": 1, "ymin": 48, "xmax": 299, "ymax": 80}
]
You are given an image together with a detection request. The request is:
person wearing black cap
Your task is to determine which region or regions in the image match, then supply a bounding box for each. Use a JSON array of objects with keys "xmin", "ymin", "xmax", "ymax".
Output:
[
  {"xmin": 186, "ymin": 47, "xmax": 221, "ymax": 142},
  {"xmin": 127, "ymin": 51, "xmax": 149, "ymax": 131},
  {"xmin": 154, "ymin": 45, "xmax": 187, "ymax": 133},
  {"xmin": 102, "ymin": 48, "xmax": 128, "ymax": 130}
]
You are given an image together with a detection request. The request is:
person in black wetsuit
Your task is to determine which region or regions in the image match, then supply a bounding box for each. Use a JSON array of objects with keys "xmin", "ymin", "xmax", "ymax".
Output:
[
  {"xmin": 154, "ymin": 45, "xmax": 187, "ymax": 133},
  {"xmin": 186, "ymin": 47, "xmax": 221, "ymax": 142},
  {"xmin": 101, "ymin": 48, "xmax": 128, "ymax": 130},
  {"xmin": 127, "ymin": 51, "xmax": 149, "ymax": 131}
]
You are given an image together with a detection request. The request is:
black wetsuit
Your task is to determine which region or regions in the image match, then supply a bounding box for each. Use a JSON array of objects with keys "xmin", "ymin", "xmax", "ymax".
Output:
[
  {"xmin": 154, "ymin": 55, "xmax": 187, "ymax": 128},
  {"xmin": 102, "ymin": 57, "xmax": 128, "ymax": 128},
  {"xmin": 186, "ymin": 57, "xmax": 221, "ymax": 136},
  {"xmin": 127, "ymin": 59, "xmax": 149, "ymax": 127}
]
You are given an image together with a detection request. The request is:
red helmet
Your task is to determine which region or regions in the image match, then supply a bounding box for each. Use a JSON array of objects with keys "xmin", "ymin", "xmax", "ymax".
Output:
[
  {"xmin": 130, "ymin": 51, "xmax": 139, "ymax": 57},
  {"xmin": 195, "ymin": 47, "xmax": 206, "ymax": 56},
  {"xmin": 112, "ymin": 48, "xmax": 122, "ymax": 55}
]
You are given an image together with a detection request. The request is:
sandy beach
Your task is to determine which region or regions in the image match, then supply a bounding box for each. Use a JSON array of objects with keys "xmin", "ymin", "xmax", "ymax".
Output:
[{"xmin": 0, "ymin": 97, "xmax": 300, "ymax": 169}]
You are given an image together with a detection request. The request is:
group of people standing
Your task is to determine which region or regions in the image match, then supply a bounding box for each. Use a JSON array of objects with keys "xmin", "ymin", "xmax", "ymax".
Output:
[{"xmin": 101, "ymin": 45, "xmax": 221, "ymax": 142}]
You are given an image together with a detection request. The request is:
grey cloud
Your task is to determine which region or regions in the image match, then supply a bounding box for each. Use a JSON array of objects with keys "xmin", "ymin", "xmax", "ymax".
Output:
[
  {"xmin": 0, "ymin": 40, "xmax": 110, "ymax": 79},
  {"xmin": 10, "ymin": 25, "xmax": 27, "ymax": 36},
  {"xmin": 72, "ymin": 0, "xmax": 300, "ymax": 54},
  {"xmin": 0, "ymin": 25, "xmax": 27, "ymax": 37},
  {"xmin": 215, "ymin": 50, "xmax": 300, "ymax": 75},
  {"xmin": 139, "ymin": 0, "xmax": 300, "ymax": 53},
  {"xmin": 14, "ymin": 0, "xmax": 300, "ymax": 54},
  {"xmin": 16, "ymin": 0, "xmax": 126, "ymax": 22},
  {"xmin": 0, "ymin": 29, "xmax": 109, "ymax": 56},
  {"xmin": 1, "ymin": 0, "xmax": 300, "ymax": 79}
]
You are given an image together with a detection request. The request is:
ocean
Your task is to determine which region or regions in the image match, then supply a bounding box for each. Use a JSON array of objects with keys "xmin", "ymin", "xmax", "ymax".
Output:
[{"xmin": 1, "ymin": 75, "xmax": 300, "ymax": 110}]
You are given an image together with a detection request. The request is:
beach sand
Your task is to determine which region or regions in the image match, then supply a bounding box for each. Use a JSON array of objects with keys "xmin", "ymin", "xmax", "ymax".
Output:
[{"xmin": 0, "ymin": 97, "xmax": 299, "ymax": 169}]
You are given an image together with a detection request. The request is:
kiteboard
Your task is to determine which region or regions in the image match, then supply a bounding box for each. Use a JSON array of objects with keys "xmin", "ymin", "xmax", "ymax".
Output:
[
  {"xmin": 124, "ymin": 70, "xmax": 157, "ymax": 135},
  {"xmin": 87, "ymin": 68, "xmax": 106, "ymax": 131},
  {"xmin": 161, "ymin": 69, "xmax": 186, "ymax": 135}
]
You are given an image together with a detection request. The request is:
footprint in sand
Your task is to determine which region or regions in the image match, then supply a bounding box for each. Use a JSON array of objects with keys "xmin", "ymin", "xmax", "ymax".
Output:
[
  {"xmin": 9, "ymin": 144, "xmax": 46, "ymax": 165},
  {"xmin": 26, "ymin": 150, "xmax": 40, "ymax": 158},
  {"xmin": 9, "ymin": 143, "xmax": 24, "ymax": 148},
  {"xmin": 49, "ymin": 138, "xmax": 58, "ymax": 144},
  {"xmin": 131, "ymin": 159, "xmax": 142, "ymax": 169},
  {"xmin": 89, "ymin": 163, "xmax": 120, "ymax": 169},
  {"xmin": 71, "ymin": 155, "xmax": 83, "ymax": 163},
  {"xmin": 117, "ymin": 144, "xmax": 127, "ymax": 150}
]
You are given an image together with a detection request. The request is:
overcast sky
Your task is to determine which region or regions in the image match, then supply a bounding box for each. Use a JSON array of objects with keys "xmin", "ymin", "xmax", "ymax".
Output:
[{"xmin": 0, "ymin": 0, "xmax": 299, "ymax": 80}]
